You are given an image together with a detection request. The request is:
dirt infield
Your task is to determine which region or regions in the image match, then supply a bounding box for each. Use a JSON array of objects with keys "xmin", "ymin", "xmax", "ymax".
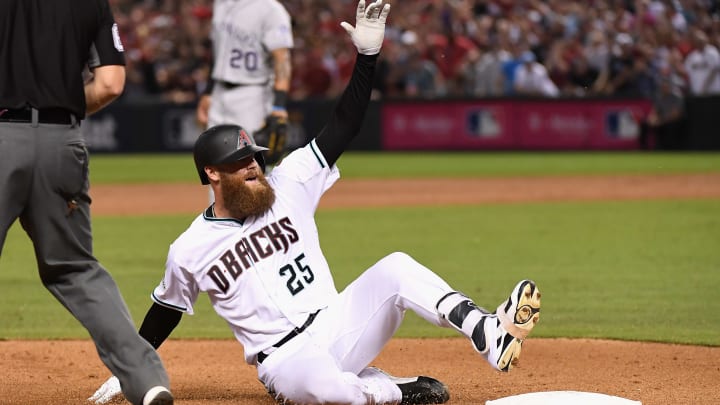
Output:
[
  {"xmin": 2, "ymin": 173, "xmax": 720, "ymax": 405},
  {"xmin": 1, "ymin": 338, "xmax": 719, "ymax": 404},
  {"xmin": 88, "ymin": 173, "xmax": 720, "ymax": 215}
]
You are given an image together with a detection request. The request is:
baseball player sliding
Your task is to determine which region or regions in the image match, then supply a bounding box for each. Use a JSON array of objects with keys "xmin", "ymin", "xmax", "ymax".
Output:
[{"xmin": 89, "ymin": 2, "xmax": 541, "ymax": 404}]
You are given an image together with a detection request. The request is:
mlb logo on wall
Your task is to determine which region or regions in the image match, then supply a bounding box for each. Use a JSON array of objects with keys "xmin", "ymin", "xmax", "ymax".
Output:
[
  {"xmin": 467, "ymin": 109, "xmax": 501, "ymax": 138},
  {"xmin": 605, "ymin": 109, "xmax": 639, "ymax": 139}
]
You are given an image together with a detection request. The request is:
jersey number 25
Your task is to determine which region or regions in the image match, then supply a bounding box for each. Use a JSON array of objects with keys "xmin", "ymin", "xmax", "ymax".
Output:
[{"xmin": 279, "ymin": 253, "xmax": 315, "ymax": 295}]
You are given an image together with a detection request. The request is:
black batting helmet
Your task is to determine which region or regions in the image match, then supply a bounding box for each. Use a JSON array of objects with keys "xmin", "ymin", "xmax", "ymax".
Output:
[{"xmin": 193, "ymin": 124, "xmax": 268, "ymax": 185}]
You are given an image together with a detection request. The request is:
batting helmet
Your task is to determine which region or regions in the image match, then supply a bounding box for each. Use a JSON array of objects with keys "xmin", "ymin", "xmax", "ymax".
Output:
[{"xmin": 193, "ymin": 124, "xmax": 268, "ymax": 185}]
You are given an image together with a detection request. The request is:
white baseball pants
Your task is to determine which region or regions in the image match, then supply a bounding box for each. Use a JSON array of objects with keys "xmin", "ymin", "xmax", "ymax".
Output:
[{"xmin": 257, "ymin": 252, "xmax": 455, "ymax": 404}]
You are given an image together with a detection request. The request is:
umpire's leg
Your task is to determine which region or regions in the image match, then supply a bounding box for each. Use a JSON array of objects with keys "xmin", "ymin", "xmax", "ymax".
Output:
[
  {"xmin": 19, "ymin": 123, "xmax": 169, "ymax": 405},
  {"xmin": 0, "ymin": 122, "xmax": 33, "ymax": 252}
]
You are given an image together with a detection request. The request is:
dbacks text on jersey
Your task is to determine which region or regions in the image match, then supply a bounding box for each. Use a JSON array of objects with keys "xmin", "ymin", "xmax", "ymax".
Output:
[{"xmin": 207, "ymin": 216, "xmax": 299, "ymax": 293}]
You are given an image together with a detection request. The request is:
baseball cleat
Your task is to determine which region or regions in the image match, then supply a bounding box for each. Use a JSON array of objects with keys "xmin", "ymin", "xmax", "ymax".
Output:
[
  {"xmin": 396, "ymin": 376, "xmax": 450, "ymax": 404},
  {"xmin": 371, "ymin": 368, "xmax": 450, "ymax": 404},
  {"xmin": 482, "ymin": 279, "xmax": 541, "ymax": 372}
]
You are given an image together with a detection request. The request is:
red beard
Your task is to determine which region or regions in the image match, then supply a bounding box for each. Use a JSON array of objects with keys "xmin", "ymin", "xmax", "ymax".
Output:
[{"xmin": 219, "ymin": 172, "xmax": 276, "ymax": 219}]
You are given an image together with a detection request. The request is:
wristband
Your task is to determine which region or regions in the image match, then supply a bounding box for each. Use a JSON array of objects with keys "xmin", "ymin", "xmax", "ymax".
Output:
[{"xmin": 272, "ymin": 89, "xmax": 288, "ymax": 109}]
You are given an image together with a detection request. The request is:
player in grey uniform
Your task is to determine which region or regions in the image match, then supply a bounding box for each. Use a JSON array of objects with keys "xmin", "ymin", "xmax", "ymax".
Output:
[
  {"xmin": 196, "ymin": 0, "xmax": 293, "ymax": 139},
  {"xmin": 90, "ymin": 2, "xmax": 541, "ymax": 404}
]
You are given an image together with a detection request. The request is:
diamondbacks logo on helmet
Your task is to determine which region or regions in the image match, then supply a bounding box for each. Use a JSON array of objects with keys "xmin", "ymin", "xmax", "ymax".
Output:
[{"xmin": 238, "ymin": 129, "xmax": 252, "ymax": 149}]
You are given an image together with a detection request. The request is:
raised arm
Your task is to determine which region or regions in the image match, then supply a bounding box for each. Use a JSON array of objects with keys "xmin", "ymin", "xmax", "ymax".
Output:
[{"xmin": 315, "ymin": 0, "xmax": 390, "ymax": 167}]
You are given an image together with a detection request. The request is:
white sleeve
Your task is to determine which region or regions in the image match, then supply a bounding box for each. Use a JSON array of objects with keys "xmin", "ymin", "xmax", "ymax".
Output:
[
  {"xmin": 151, "ymin": 253, "xmax": 200, "ymax": 315},
  {"xmin": 263, "ymin": 2, "xmax": 294, "ymax": 51},
  {"xmin": 269, "ymin": 139, "xmax": 340, "ymax": 210}
]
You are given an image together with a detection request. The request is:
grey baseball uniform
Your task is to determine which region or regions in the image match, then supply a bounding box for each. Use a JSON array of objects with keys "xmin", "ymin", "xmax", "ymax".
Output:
[{"xmin": 207, "ymin": 0, "xmax": 294, "ymax": 132}]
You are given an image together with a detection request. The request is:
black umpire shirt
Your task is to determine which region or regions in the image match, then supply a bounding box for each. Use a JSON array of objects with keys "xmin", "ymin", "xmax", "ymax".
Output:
[{"xmin": 0, "ymin": 0, "xmax": 125, "ymax": 119}]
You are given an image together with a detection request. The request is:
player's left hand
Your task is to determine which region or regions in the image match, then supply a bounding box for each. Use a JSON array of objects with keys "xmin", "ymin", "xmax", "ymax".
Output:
[
  {"xmin": 88, "ymin": 375, "xmax": 122, "ymax": 404},
  {"xmin": 340, "ymin": 0, "xmax": 391, "ymax": 55}
]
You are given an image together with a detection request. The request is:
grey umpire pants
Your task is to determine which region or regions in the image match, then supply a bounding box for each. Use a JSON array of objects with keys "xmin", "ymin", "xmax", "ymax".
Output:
[{"xmin": 0, "ymin": 116, "xmax": 169, "ymax": 405}]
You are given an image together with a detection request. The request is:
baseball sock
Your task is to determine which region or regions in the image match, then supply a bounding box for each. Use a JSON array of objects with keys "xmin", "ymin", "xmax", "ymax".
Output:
[{"xmin": 436, "ymin": 292, "xmax": 493, "ymax": 352}]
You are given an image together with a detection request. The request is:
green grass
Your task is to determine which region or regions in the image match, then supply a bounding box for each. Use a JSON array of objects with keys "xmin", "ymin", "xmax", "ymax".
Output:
[
  {"xmin": 88, "ymin": 152, "xmax": 720, "ymax": 183},
  {"xmin": 2, "ymin": 200, "xmax": 719, "ymax": 345},
  {"xmin": 319, "ymin": 200, "xmax": 720, "ymax": 345}
]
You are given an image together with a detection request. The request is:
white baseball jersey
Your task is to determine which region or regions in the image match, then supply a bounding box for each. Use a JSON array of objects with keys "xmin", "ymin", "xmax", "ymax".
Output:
[
  {"xmin": 210, "ymin": 0, "xmax": 293, "ymax": 85},
  {"xmin": 152, "ymin": 139, "xmax": 339, "ymax": 363}
]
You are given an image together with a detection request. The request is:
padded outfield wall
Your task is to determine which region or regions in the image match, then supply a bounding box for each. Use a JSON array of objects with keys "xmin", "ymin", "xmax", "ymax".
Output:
[{"xmin": 81, "ymin": 96, "xmax": 720, "ymax": 153}]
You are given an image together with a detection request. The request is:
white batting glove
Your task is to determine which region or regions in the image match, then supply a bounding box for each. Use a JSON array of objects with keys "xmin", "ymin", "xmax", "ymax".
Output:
[
  {"xmin": 340, "ymin": 0, "xmax": 391, "ymax": 55},
  {"xmin": 88, "ymin": 375, "xmax": 122, "ymax": 404}
]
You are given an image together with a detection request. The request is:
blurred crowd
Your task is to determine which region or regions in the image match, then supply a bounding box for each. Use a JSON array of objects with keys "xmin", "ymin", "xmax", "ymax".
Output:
[{"xmin": 110, "ymin": 0, "xmax": 720, "ymax": 104}]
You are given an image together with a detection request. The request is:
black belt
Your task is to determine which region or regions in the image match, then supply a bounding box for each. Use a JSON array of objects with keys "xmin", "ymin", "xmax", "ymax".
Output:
[
  {"xmin": 257, "ymin": 310, "xmax": 320, "ymax": 364},
  {"xmin": 218, "ymin": 81, "xmax": 244, "ymax": 89},
  {"xmin": 0, "ymin": 107, "xmax": 76, "ymax": 124},
  {"xmin": 217, "ymin": 80, "xmax": 268, "ymax": 89}
]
